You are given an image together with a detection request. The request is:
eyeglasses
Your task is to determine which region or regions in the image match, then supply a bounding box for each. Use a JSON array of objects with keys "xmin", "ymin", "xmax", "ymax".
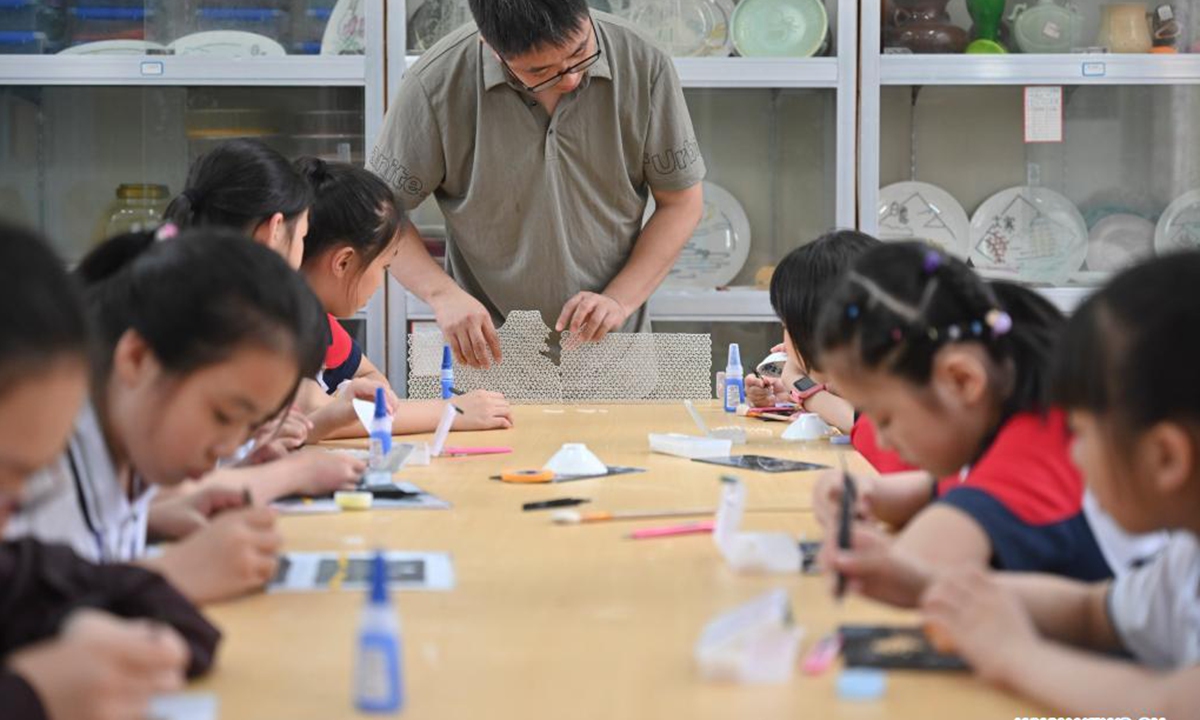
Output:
[{"xmin": 499, "ymin": 19, "xmax": 602, "ymax": 94}]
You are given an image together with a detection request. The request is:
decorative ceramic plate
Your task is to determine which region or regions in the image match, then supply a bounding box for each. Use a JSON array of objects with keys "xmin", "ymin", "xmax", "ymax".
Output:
[
  {"xmin": 1155, "ymin": 189, "xmax": 1200, "ymax": 255},
  {"xmin": 730, "ymin": 0, "xmax": 827, "ymax": 57},
  {"xmin": 321, "ymin": 0, "xmax": 366, "ymax": 55},
  {"xmin": 614, "ymin": 0, "xmax": 732, "ymax": 57},
  {"xmin": 877, "ymin": 181, "xmax": 971, "ymax": 259},
  {"xmin": 408, "ymin": 0, "xmax": 472, "ymax": 53},
  {"xmin": 58, "ymin": 40, "xmax": 167, "ymax": 55},
  {"xmin": 646, "ymin": 181, "xmax": 751, "ymax": 288},
  {"xmin": 969, "ymin": 186, "xmax": 1088, "ymax": 284},
  {"xmin": 168, "ymin": 31, "xmax": 286, "ymax": 57},
  {"xmin": 1086, "ymin": 213, "xmax": 1155, "ymax": 272}
]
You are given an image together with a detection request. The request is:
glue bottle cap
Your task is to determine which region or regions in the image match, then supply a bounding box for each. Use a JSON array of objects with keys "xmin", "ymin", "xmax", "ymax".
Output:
[
  {"xmin": 373, "ymin": 386, "xmax": 388, "ymax": 420},
  {"xmin": 726, "ymin": 343, "xmax": 743, "ymax": 374}
]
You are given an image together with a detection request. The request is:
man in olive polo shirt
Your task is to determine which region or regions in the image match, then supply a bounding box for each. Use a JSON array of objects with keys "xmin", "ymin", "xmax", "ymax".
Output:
[{"xmin": 370, "ymin": 0, "xmax": 705, "ymax": 368}]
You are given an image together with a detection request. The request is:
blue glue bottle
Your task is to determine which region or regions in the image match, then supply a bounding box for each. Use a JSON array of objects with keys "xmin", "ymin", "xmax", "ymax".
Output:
[
  {"xmin": 355, "ymin": 552, "xmax": 404, "ymax": 714},
  {"xmin": 369, "ymin": 386, "xmax": 392, "ymax": 468},
  {"xmin": 723, "ymin": 343, "xmax": 745, "ymax": 413},
  {"xmin": 440, "ymin": 345, "xmax": 454, "ymax": 400}
]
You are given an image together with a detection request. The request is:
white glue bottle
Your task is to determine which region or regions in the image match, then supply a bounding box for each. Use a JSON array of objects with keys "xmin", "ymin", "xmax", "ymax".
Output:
[
  {"xmin": 355, "ymin": 552, "xmax": 404, "ymax": 714},
  {"xmin": 723, "ymin": 343, "xmax": 745, "ymax": 413}
]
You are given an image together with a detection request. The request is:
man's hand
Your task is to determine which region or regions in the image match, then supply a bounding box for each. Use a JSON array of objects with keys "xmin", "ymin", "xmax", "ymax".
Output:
[
  {"xmin": 433, "ymin": 287, "xmax": 502, "ymax": 369},
  {"xmin": 556, "ymin": 292, "xmax": 630, "ymax": 346}
]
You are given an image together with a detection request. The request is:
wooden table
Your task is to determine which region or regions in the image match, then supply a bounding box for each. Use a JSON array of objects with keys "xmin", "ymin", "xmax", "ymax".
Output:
[{"xmin": 195, "ymin": 404, "xmax": 1043, "ymax": 719}]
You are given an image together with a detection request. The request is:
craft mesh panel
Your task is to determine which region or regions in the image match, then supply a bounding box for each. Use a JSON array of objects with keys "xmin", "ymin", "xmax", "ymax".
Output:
[{"xmin": 408, "ymin": 311, "xmax": 712, "ymax": 403}]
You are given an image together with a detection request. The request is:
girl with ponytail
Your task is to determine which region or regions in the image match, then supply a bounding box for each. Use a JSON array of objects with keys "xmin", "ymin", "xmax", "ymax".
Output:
[
  {"xmin": 7, "ymin": 227, "xmax": 330, "ymax": 605},
  {"xmin": 164, "ymin": 138, "xmax": 312, "ymax": 268},
  {"xmin": 294, "ymin": 157, "xmax": 512, "ymax": 439},
  {"xmin": 806, "ymin": 242, "xmax": 1165, "ymax": 605}
]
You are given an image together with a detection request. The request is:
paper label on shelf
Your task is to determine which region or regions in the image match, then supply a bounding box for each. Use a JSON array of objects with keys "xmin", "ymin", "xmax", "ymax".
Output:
[
  {"xmin": 1024, "ymin": 86, "xmax": 1063, "ymax": 144},
  {"xmin": 1158, "ymin": 4, "xmax": 1174, "ymax": 21},
  {"xmin": 1043, "ymin": 22, "xmax": 1062, "ymax": 39}
]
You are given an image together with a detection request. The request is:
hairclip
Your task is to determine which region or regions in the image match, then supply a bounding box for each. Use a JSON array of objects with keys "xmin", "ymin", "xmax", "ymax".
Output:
[
  {"xmin": 970, "ymin": 321, "xmax": 984, "ymax": 337},
  {"xmin": 891, "ymin": 328, "xmax": 904, "ymax": 342},
  {"xmin": 155, "ymin": 223, "xmax": 179, "ymax": 242},
  {"xmin": 985, "ymin": 309, "xmax": 1013, "ymax": 337},
  {"xmin": 846, "ymin": 304, "xmax": 861, "ymax": 320},
  {"xmin": 922, "ymin": 250, "xmax": 942, "ymax": 275},
  {"xmin": 947, "ymin": 324, "xmax": 962, "ymax": 341}
]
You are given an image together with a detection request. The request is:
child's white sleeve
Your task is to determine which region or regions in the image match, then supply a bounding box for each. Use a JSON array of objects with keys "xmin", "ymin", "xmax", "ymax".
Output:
[{"xmin": 1107, "ymin": 532, "xmax": 1200, "ymax": 669}]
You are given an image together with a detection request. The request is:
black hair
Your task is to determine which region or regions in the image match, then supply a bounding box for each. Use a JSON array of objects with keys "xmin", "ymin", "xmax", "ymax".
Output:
[
  {"xmin": 0, "ymin": 222, "xmax": 89, "ymax": 397},
  {"xmin": 164, "ymin": 138, "xmax": 312, "ymax": 235},
  {"xmin": 296, "ymin": 157, "xmax": 404, "ymax": 270},
  {"xmin": 1054, "ymin": 252, "xmax": 1200, "ymax": 435},
  {"xmin": 815, "ymin": 241, "xmax": 1063, "ymax": 416},
  {"xmin": 75, "ymin": 228, "xmax": 326, "ymax": 401},
  {"xmin": 468, "ymin": 0, "xmax": 590, "ymax": 57},
  {"xmin": 769, "ymin": 230, "xmax": 881, "ymax": 371}
]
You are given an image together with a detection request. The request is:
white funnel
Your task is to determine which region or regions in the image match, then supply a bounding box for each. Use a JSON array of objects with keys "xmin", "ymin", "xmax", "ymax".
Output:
[{"xmin": 544, "ymin": 443, "xmax": 608, "ymax": 476}]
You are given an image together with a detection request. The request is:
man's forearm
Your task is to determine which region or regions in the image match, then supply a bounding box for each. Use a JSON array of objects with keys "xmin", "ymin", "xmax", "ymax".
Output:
[
  {"xmin": 602, "ymin": 186, "xmax": 702, "ymax": 312},
  {"xmin": 388, "ymin": 222, "xmax": 461, "ymax": 304}
]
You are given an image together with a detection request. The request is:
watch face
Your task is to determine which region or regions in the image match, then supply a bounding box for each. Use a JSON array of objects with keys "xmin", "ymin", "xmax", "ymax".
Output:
[{"xmin": 793, "ymin": 376, "xmax": 818, "ymax": 393}]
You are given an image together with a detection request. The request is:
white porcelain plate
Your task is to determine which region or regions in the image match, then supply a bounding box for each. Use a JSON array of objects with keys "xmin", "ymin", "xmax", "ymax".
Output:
[
  {"xmin": 969, "ymin": 186, "xmax": 1087, "ymax": 284},
  {"xmin": 877, "ymin": 181, "xmax": 971, "ymax": 259},
  {"xmin": 1087, "ymin": 213, "xmax": 1155, "ymax": 272},
  {"xmin": 646, "ymin": 180, "xmax": 751, "ymax": 288},
  {"xmin": 169, "ymin": 31, "xmax": 286, "ymax": 57},
  {"xmin": 615, "ymin": 0, "xmax": 733, "ymax": 57},
  {"xmin": 1155, "ymin": 189, "xmax": 1200, "ymax": 255},
  {"xmin": 322, "ymin": 0, "xmax": 366, "ymax": 55},
  {"xmin": 59, "ymin": 40, "xmax": 168, "ymax": 55}
]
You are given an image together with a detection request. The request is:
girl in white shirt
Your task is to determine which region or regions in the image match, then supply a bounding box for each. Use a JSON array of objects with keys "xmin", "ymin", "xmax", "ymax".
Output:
[{"xmin": 9, "ymin": 226, "xmax": 328, "ymax": 604}]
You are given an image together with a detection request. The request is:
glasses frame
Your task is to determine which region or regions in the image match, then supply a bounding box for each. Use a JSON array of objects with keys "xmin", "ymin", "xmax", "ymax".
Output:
[{"xmin": 499, "ymin": 18, "xmax": 602, "ymax": 94}]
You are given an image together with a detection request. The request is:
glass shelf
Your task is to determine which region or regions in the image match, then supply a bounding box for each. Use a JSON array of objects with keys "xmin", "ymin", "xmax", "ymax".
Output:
[
  {"xmin": 865, "ymin": 83, "xmax": 1200, "ymax": 297},
  {"xmin": 0, "ymin": 84, "xmax": 365, "ymax": 261},
  {"xmin": 401, "ymin": 0, "xmax": 843, "ymax": 62}
]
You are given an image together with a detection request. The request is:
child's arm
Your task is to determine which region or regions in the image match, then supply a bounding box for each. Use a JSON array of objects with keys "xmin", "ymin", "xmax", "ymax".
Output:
[
  {"xmin": 813, "ymin": 469, "xmax": 937, "ymax": 531},
  {"xmin": 923, "ymin": 568, "xmax": 1197, "ymax": 718},
  {"xmin": 997, "ymin": 574, "xmax": 1120, "ymax": 651},
  {"xmin": 800, "ymin": 389, "xmax": 855, "ymax": 433},
  {"xmin": 199, "ymin": 450, "xmax": 365, "ymax": 504},
  {"xmin": 890, "ymin": 503, "xmax": 993, "ymax": 566}
]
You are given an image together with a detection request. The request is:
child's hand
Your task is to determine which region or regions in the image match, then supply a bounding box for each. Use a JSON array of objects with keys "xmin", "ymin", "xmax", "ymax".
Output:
[
  {"xmin": 148, "ymin": 485, "xmax": 250, "ymax": 541},
  {"xmin": 9, "ymin": 609, "xmax": 189, "ymax": 720},
  {"xmin": 824, "ymin": 523, "xmax": 930, "ymax": 608},
  {"xmin": 812, "ymin": 469, "xmax": 877, "ymax": 533},
  {"xmin": 157, "ymin": 507, "xmax": 282, "ymax": 604},
  {"xmin": 454, "ymin": 390, "xmax": 513, "ymax": 430},
  {"xmin": 745, "ymin": 374, "xmax": 786, "ymax": 408},
  {"xmin": 337, "ymin": 377, "xmax": 400, "ymax": 414},
  {"xmin": 245, "ymin": 407, "xmax": 313, "ymax": 464},
  {"xmin": 274, "ymin": 449, "xmax": 365, "ymax": 497},
  {"xmin": 920, "ymin": 568, "xmax": 1038, "ymax": 684}
]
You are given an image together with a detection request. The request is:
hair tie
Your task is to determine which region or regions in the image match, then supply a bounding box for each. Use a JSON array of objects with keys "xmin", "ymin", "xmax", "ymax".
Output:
[
  {"xmin": 922, "ymin": 249, "xmax": 942, "ymax": 275},
  {"xmin": 155, "ymin": 223, "xmax": 179, "ymax": 242},
  {"xmin": 985, "ymin": 309, "xmax": 1013, "ymax": 337}
]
